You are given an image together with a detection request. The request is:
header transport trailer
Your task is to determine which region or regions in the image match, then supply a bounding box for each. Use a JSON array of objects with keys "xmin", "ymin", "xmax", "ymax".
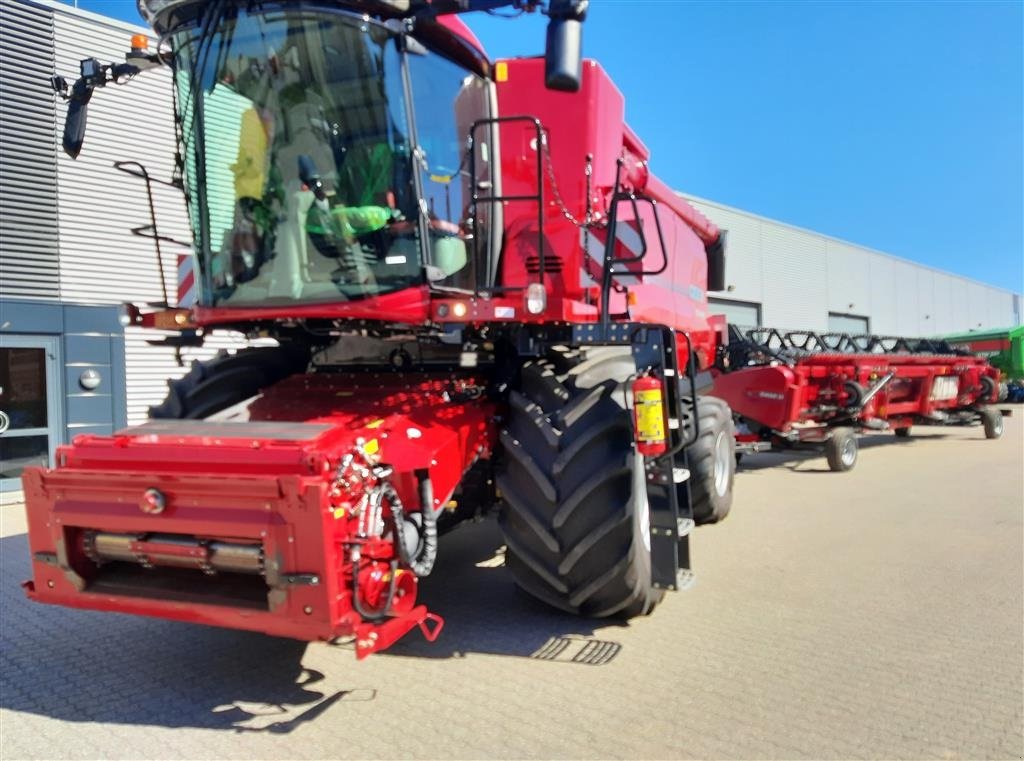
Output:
[
  {"xmin": 711, "ymin": 327, "xmax": 1003, "ymax": 472},
  {"xmin": 22, "ymin": 0, "xmax": 738, "ymax": 657}
]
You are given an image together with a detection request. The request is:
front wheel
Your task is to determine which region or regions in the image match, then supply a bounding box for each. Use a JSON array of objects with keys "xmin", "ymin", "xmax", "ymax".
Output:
[
  {"xmin": 825, "ymin": 427, "xmax": 858, "ymax": 472},
  {"xmin": 497, "ymin": 348, "xmax": 664, "ymax": 619}
]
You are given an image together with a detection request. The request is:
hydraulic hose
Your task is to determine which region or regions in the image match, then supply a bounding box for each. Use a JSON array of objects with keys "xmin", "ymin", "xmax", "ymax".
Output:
[
  {"xmin": 385, "ymin": 476, "xmax": 438, "ymax": 578},
  {"xmin": 351, "ymin": 474, "xmax": 438, "ymax": 622}
]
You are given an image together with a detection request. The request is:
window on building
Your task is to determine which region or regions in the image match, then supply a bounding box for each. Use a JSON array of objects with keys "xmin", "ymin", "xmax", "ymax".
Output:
[
  {"xmin": 828, "ymin": 312, "xmax": 870, "ymax": 334},
  {"xmin": 709, "ymin": 298, "xmax": 761, "ymax": 331}
]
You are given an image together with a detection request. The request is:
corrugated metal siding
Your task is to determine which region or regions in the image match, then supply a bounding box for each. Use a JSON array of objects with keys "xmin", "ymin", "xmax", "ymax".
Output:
[
  {"xmin": 916, "ymin": 269, "xmax": 936, "ymax": 335},
  {"xmin": 932, "ymin": 274, "xmax": 955, "ymax": 334},
  {"xmin": 892, "ymin": 260, "xmax": 919, "ymax": 336},
  {"xmin": 865, "ymin": 254, "xmax": 897, "ymax": 333},
  {"xmin": 825, "ymin": 240, "xmax": 872, "ymax": 317},
  {"xmin": 760, "ymin": 225, "xmax": 828, "ymax": 330},
  {"xmin": 52, "ymin": 12, "xmax": 190, "ymax": 305},
  {"xmin": 947, "ymin": 274, "xmax": 970, "ymax": 333},
  {"xmin": 0, "ymin": 0, "xmax": 60, "ymax": 301}
]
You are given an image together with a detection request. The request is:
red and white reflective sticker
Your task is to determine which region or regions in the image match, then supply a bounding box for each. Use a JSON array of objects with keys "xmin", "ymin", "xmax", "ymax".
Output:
[{"xmin": 177, "ymin": 253, "xmax": 196, "ymax": 307}]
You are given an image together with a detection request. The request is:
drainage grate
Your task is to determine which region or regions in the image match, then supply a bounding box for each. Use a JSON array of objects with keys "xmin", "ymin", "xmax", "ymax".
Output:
[{"xmin": 530, "ymin": 636, "xmax": 621, "ymax": 665}]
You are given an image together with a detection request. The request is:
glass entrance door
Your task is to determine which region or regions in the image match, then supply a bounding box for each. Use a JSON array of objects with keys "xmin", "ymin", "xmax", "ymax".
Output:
[{"xmin": 0, "ymin": 335, "xmax": 61, "ymax": 494}]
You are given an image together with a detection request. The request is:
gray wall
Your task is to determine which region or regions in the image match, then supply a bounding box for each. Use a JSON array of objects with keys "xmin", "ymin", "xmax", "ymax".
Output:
[{"xmin": 0, "ymin": 301, "xmax": 126, "ymax": 440}]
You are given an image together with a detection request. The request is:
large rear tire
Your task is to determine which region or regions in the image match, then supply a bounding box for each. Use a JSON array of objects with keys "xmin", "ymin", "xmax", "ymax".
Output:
[
  {"xmin": 149, "ymin": 345, "xmax": 310, "ymax": 420},
  {"xmin": 497, "ymin": 347, "xmax": 664, "ymax": 619},
  {"xmin": 687, "ymin": 397, "xmax": 735, "ymax": 525}
]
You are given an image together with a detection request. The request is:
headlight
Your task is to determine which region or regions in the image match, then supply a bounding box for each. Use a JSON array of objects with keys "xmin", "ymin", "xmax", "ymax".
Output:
[{"xmin": 525, "ymin": 283, "xmax": 547, "ymax": 315}]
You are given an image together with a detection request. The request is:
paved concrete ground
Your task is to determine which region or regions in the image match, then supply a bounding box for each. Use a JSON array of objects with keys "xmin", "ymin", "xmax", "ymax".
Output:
[{"xmin": 1, "ymin": 415, "xmax": 1021, "ymax": 760}]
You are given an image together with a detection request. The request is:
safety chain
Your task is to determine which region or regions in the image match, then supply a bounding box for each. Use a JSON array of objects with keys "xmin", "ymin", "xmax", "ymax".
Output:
[{"xmin": 540, "ymin": 129, "xmax": 607, "ymax": 231}]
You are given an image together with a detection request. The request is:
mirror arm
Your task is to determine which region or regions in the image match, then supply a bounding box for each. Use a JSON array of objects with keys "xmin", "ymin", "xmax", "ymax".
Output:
[{"xmin": 51, "ymin": 49, "xmax": 162, "ymax": 158}]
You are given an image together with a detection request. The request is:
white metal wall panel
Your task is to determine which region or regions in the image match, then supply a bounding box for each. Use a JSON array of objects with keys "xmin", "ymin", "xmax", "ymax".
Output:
[
  {"xmin": 916, "ymin": 269, "xmax": 936, "ymax": 336},
  {"xmin": 966, "ymin": 281, "xmax": 989, "ymax": 331},
  {"xmin": 865, "ymin": 253, "xmax": 898, "ymax": 333},
  {"xmin": 946, "ymin": 275, "xmax": 970, "ymax": 333},
  {"xmin": 686, "ymin": 199, "xmax": 763, "ymax": 303},
  {"xmin": 0, "ymin": 0, "xmax": 61, "ymax": 301},
  {"xmin": 892, "ymin": 260, "xmax": 920, "ymax": 336},
  {"xmin": 825, "ymin": 240, "xmax": 872, "ymax": 316},
  {"xmin": 760, "ymin": 225, "xmax": 828, "ymax": 330},
  {"xmin": 53, "ymin": 12, "xmax": 190, "ymax": 306},
  {"xmin": 992, "ymin": 292, "xmax": 1015, "ymax": 328},
  {"xmin": 932, "ymin": 274, "xmax": 955, "ymax": 334}
]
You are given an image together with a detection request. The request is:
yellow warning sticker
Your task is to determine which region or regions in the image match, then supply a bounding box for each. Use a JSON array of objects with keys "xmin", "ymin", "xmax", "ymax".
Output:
[
  {"xmin": 366, "ymin": 419, "xmax": 386, "ymax": 429},
  {"xmin": 363, "ymin": 438, "xmax": 380, "ymax": 456}
]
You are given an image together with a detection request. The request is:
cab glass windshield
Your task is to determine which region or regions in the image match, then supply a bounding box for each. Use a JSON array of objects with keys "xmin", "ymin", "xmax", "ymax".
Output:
[{"xmin": 174, "ymin": 8, "xmax": 486, "ymax": 307}]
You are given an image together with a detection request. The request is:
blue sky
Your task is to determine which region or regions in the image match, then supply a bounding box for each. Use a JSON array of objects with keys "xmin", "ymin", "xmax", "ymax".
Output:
[{"xmin": 62, "ymin": 0, "xmax": 1023, "ymax": 293}]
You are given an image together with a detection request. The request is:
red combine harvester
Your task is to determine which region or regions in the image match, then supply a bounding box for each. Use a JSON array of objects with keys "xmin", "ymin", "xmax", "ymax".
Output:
[
  {"xmin": 713, "ymin": 327, "xmax": 1003, "ymax": 472},
  {"xmin": 24, "ymin": 0, "xmax": 739, "ymax": 657}
]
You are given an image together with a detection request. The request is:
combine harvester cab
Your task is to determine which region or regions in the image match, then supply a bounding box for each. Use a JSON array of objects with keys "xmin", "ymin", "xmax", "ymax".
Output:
[{"xmin": 713, "ymin": 328, "xmax": 1003, "ymax": 472}]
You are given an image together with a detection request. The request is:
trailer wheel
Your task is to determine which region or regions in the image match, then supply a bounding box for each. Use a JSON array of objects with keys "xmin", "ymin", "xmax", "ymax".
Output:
[
  {"xmin": 150, "ymin": 345, "xmax": 310, "ymax": 420},
  {"xmin": 825, "ymin": 427, "xmax": 858, "ymax": 472},
  {"xmin": 687, "ymin": 397, "xmax": 735, "ymax": 525},
  {"xmin": 980, "ymin": 408, "xmax": 1004, "ymax": 439},
  {"xmin": 497, "ymin": 347, "xmax": 664, "ymax": 619},
  {"xmin": 894, "ymin": 427, "xmax": 911, "ymax": 438}
]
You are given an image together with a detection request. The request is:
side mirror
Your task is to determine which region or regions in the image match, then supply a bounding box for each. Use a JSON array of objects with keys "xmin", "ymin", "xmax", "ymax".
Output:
[
  {"xmin": 544, "ymin": 0, "xmax": 587, "ymax": 92},
  {"xmin": 706, "ymin": 231, "xmax": 727, "ymax": 292},
  {"xmin": 62, "ymin": 84, "xmax": 93, "ymax": 159}
]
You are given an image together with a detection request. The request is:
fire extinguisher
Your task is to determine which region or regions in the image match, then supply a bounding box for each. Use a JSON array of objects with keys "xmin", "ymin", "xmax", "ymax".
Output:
[{"xmin": 632, "ymin": 373, "xmax": 668, "ymax": 457}]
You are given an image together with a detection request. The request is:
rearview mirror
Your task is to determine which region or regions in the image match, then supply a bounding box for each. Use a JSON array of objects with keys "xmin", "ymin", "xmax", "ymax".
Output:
[
  {"xmin": 63, "ymin": 89, "xmax": 93, "ymax": 159},
  {"xmin": 544, "ymin": 0, "xmax": 587, "ymax": 92},
  {"xmin": 544, "ymin": 16, "xmax": 582, "ymax": 91}
]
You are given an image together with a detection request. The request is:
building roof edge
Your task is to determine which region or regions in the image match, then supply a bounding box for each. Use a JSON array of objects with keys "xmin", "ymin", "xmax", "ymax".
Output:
[{"xmin": 678, "ymin": 191, "xmax": 1022, "ymax": 299}]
